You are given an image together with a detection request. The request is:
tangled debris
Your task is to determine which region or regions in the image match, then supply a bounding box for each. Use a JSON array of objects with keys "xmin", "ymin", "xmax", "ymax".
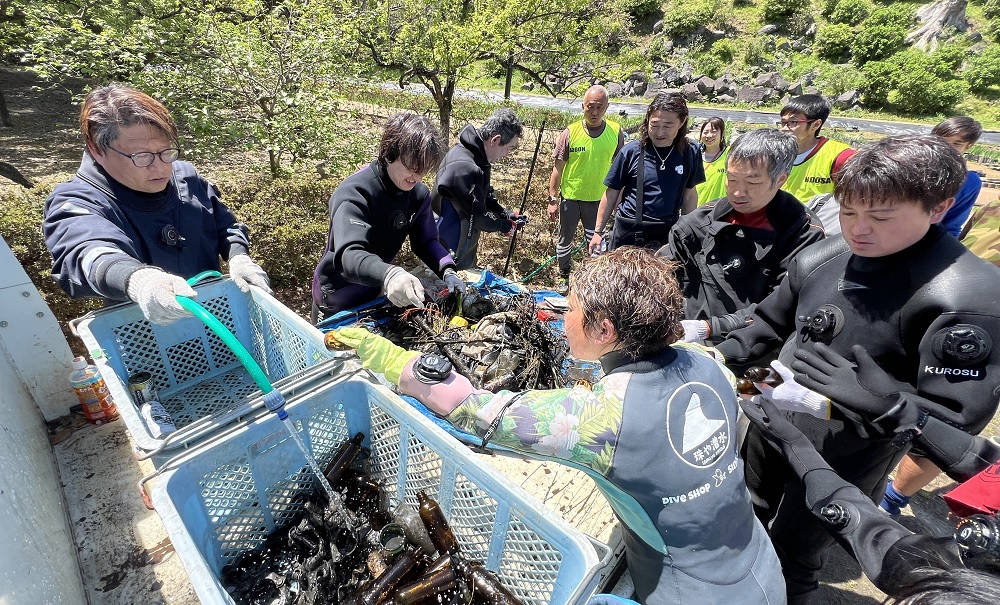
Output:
[{"xmin": 350, "ymin": 288, "xmax": 573, "ymax": 392}]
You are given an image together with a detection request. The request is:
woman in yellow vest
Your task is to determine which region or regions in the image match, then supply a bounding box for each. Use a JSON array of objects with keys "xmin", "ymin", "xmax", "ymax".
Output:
[{"xmin": 696, "ymin": 117, "xmax": 728, "ymax": 206}]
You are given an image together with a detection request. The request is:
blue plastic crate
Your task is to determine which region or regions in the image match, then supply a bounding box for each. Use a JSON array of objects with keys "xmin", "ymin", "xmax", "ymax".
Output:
[
  {"xmin": 73, "ymin": 277, "xmax": 337, "ymax": 462},
  {"xmin": 150, "ymin": 375, "xmax": 610, "ymax": 605}
]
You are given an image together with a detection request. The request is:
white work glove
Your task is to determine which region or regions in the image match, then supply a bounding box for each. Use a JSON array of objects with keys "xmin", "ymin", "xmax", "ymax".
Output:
[
  {"xmin": 679, "ymin": 320, "xmax": 710, "ymax": 343},
  {"xmin": 126, "ymin": 267, "xmax": 198, "ymax": 325},
  {"xmin": 382, "ymin": 266, "xmax": 425, "ymax": 308},
  {"xmin": 754, "ymin": 360, "xmax": 831, "ymax": 420},
  {"xmin": 442, "ymin": 268, "xmax": 468, "ymax": 295},
  {"xmin": 228, "ymin": 254, "xmax": 272, "ymax": 293}
]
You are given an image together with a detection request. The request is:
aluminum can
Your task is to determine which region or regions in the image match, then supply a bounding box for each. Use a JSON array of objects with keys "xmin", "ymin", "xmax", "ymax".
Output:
[{"xmin": 127, "ymin": 371, "xmax": 158, "ymax": 406}]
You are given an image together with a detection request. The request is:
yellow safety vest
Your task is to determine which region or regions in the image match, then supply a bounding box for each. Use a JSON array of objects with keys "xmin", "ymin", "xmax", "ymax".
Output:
[
  {"xmin": 782, "ymin": 138, "xmax": 852, "ymax": 202},
  {"xmin": 561, "ymin": 120, "xmax": 621, "ymax": 202},
  {"xmin": 696, "ymin": 146, "xmax": 728, "ymax": 206}
]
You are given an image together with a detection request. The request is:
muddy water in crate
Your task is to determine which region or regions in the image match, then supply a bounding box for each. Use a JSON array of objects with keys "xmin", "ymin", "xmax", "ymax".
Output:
[{"xmin": 280, "ymin": 418, "xmax": 356, "ymax": 529}]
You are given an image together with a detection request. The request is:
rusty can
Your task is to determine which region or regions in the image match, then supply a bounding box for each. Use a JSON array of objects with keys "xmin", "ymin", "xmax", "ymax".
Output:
[{"xmin": 127, "ymin": 371, "xmax": 158, "ymax": 406}]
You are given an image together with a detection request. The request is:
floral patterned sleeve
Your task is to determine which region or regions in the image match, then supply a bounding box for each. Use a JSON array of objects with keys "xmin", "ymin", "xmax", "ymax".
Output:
[{"xmin": 445, "ymin": 373, "xmax": 630, "ymax": 476}]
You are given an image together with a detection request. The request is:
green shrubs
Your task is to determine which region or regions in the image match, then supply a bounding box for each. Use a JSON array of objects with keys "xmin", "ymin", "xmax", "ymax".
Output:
[
  {"xmin": 815, "ymin": 23, "xmax": 854, "ymax": 60},
  {"xmin": 212, "ymin": 172, "xmax": 339, "ymax": 291},
  {"xmin": 852, "ymin": 24, "xmax": 907, "ymax": 65},
  {"xmin": 861, "ymin": 50, "xmax": 969, "ymax": 114},
  {"xmin": 828, "ymin": 0, "xmax": 872, "ymax": 26},
  {"xmin": 965, "ymin": 46, "xmax": 1000, "ymax": 92}
]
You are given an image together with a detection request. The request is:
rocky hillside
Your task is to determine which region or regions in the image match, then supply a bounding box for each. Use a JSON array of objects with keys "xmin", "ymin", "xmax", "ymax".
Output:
[{"xmin": 582, "ymin": 0, "xmax": 1000, "ymax": 119}]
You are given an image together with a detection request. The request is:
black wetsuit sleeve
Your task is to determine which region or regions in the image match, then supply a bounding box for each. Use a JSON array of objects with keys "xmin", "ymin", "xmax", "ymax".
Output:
[
  {"xmin": 435, "ymin": 160, "xmax": 510, "ymax": 233},
  {"xmin": 207, "ymin": 181, "xmax": 250, "ymax": 260},
  {"xmin": 330, "ymin": 186, "xmax": 392, "ymax": 288},
  {"xmin": 775, "ymin": 420, "xmax": 965, "ymax": 595},
  {"xmin": 715, "ymin": 260, "xmax": 802, "ymax": 372},
  {"xmin": 408, "ymin": 189, "xmax": 455, "ymax": 276}
]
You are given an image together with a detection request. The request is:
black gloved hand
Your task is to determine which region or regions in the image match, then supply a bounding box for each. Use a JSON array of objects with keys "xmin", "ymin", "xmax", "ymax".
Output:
[
  {"xmin": 791, "ymin": 343, "xmax": 914, "ymax": 418},
  {"xmin": 740, "ymin": 396, "xmax": 828, "ymax": 482}
]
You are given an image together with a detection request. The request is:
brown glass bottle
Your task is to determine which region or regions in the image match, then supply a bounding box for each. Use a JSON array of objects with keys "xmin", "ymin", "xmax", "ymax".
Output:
[
  {"xmin": 417, "ymin": 491, "xmax": 460, "ymax": 555},
  {"xmin": 452, "ymin": 558, "xmax": 525, "ymax": 605},
  {"xmin": 391, "ymin": 566, "xmax": 459, "ymax": 605},
  {"xmin": 392, "ymin": 501, "xmax": 438, "ymax": 555},
  {"xmin": 346, "ymin": 547, "xmax": 423, "ymax": 605},
  {"xmin": 323, "ymin": 432, "xmax": 365, "ymax": 485}
]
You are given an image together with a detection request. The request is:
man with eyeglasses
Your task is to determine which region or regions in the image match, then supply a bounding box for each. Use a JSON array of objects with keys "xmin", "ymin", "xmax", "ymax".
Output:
[
  {"xmin": 776, "ymin": 94, "xmax": 855, "ymax": 203},
  {"xmin": 43, "ymin": 85, "xmax": 271, "ymax": 325}
]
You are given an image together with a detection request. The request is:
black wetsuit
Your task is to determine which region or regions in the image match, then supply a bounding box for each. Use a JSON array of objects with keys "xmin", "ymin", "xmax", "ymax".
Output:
[
  {"xmin": 664, "ymin": 189, "xmax": 825, "ymax": 343},
  {"xmin": 717, "ymin": 226, "xmax": 1000, "ymax": 604},
  {"xmin": 311, "ymin": 161, "xmax": 454, "ymax": 318}
]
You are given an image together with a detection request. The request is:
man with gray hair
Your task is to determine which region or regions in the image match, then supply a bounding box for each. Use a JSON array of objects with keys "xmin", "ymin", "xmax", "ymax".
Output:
[
  {"xmin": 660, "ymin": 129, "xmax": 825, "ymax": 344},
  {"xmin": 434, "ymin": 107, "xmax": 527, "ymax": 270}
]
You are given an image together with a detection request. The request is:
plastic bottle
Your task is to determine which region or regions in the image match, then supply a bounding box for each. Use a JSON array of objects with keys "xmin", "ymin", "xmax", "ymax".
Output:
[
  {"xmin": 417, "ymin": 491, "xmax": 460, "ymax": 555},
  {"xmin": 69, "ymin": 356, "xmax": 118, "ymax": 425}
]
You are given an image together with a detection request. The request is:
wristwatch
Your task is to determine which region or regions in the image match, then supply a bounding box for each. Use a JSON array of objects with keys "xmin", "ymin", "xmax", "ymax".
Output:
[{"xmin": 548, "ymin": 195, "xmax": 559, "ymax": 203}]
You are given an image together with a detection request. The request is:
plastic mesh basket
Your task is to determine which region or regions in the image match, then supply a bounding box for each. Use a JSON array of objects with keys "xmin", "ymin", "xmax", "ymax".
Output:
[
  {"xmin": 73, "ymin": 277, "xmax": 335, "ymax": 459},
  {"xmin": 150, "ymin": 376, "xmax": 609, "ymax": 605}
]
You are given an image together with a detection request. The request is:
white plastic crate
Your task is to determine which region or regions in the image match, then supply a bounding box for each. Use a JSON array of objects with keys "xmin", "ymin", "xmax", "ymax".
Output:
[
  {"xmin": 73, "ymin": 277, "xmax": 336, "ymax": 461},
  {"xmin": 149, "ymin": 375, "xmax": 611, "ymax": 605}
]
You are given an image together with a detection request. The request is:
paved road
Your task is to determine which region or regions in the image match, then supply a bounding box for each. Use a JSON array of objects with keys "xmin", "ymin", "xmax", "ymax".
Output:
[{"xmin": 501, "ymin": 90, "xmax": 1000, "ymax": 145}]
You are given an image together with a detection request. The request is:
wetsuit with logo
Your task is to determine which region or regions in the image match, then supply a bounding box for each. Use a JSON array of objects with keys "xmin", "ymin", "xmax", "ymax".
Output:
[
  {"xmin": 311, "ymin": 161, "xmax": 455, "ymax": 317},
  {"xmin": 434, "ymin": 343, "xmax": 786, "ymax": 605},
  {"xmin": 716, "ymin": 226, "xmax": 1000, "ymax": 604},
  {"xmin": 665, "ymin": 189, "xmax": 825, "ymax": 343},
  {"xmin": 44, "ymin": 152, "xmax": 250, "ymax": 303}
]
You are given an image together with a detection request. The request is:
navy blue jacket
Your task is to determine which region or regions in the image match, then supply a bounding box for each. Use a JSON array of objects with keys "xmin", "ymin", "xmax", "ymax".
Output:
[{"xmin": 43, "ymin": 153, "xmax": 249, "ymax": 302}]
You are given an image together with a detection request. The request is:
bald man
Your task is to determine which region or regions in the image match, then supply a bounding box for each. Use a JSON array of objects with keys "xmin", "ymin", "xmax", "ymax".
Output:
[{"xmin": 548, "ymin": 85, "xmax": 625, "ymax": 294}]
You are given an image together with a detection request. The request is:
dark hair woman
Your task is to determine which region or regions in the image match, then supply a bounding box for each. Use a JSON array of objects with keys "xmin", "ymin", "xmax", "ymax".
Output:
[{"xmin": 589, "ymin": 92, "xmax": 705, "ymax": 253}]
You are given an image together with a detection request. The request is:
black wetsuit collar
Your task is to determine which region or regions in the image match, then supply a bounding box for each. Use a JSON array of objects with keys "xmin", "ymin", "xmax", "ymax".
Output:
[
  {"xmin": 847, "ymin": 225, "xmax": 946, "ymax": 272},
  {"xmin": 600, "ymin": 346, "xmax": 679, "ymax": 375}
]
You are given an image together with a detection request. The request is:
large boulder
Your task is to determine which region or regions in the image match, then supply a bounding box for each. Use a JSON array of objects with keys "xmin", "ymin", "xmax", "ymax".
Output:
[
  {"xmin": 695, "ymin": 75, "xmax": 716, "ymax": 95},
  {"xmin": 681, "ymin": 83, "xmax": 704, "ymax": 102},
  {"xmin": 632, "ymin": 80, "xmax": 648, "ymax": 96},
  {"xmin": 606, "ymin": 82, "xmax": 624, "ymax": 98},
  {"xmin": 833, "ymin": 90, "xmax": 861, "ymax": 109},
  {"xmin": 758, "ymin": 24, "xmax": 779, "ymax": 35},
  {"xmin": 717, "ymin": 94, "xmax": 736, "ymax": 104},
  {"xmin": 736, "ymin": 85, "xmax": 772, "ymax": 106},
  {"xmin": 787, "ymin": 82, "xmax": 804, "ymax": 96},
  {"xmin": 646, "ymin": 86, "xmax": 683, "ymax": 99},
  {"xmin": 714, "ymin": 73, "xmax": 737, "ymax": 96},
  {"xmin": 908, "ymin": 0, "xmax": 969, "ymax": 51},
  {"xmin": 661, "ymin": 66, "xmax": 683, "ymax": 86}
]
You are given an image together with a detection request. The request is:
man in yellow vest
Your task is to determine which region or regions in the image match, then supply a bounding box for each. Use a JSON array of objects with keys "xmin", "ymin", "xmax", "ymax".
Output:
[
  {"xmin": 778, "ymin": 94, "xmax": 855, "ymax": 202},
  {"xmin": 548, "ymin": 85, "xmax": 624, "ymax": 294}
]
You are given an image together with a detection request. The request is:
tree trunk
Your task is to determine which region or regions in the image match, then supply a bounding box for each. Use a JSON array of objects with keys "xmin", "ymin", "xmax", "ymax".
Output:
[
  {"xmin": 268, "ymin": 149, "xmax": 280, "ymax": 178},
  {"xmin": 0, "ymin": 83, "xmax": 12, "ymax": 127},
  {"xmin": 504, "ymin": 58, "xmax": 514, "ymax": 100},
  {"xmin": 908, "ymin": 0, "xmax": 968, "ymax": 51}
]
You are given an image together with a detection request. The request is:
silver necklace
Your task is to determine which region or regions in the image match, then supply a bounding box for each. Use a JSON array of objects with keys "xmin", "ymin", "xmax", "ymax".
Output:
[{"xmin": 650, "ymin": 144, "xmax": 674, "ymax": 170}]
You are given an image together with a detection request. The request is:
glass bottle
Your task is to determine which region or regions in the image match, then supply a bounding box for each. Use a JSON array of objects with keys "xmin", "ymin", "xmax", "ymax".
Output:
[
  {"xmin": 452, "ymin": 558, "xmax": 526, "ymax": 605},
  {"xmin": 391, "ymin": 566, "xmax": 459, "ymax": 605},
  {"xmin": 417, "ymin": 491, "xmax": 460, "ymax": 555},
  {"xmin": 345, "ymin": 547, "xmax": 423, "ymax": 605},
  {"xmin": 393, "ymin": 501, "xmax": 438, "ymax": 556},
  {"xmin": 323, "ymin": 432, "xmax": 365, "ymax": 485}
]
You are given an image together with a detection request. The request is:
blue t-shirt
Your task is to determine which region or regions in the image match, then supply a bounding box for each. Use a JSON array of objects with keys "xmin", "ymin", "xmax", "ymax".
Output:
[
  {"xmin": 604, "ymin": 139, "xmax": 705, "ymax": 224},
  {"xmin": 941, "ymin": 170, "xmax": 982, "ymax": 237}
]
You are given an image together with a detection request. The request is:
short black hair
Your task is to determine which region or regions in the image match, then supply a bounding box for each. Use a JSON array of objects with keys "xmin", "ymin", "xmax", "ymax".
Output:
[
  {"xmin": 377, "ymin": 113, "xmax": 444, "ymax": 174},
  {"xmin": 932, "ymin": 117, "xmax": 983, "ymax": 146},
  {"xmin": 781, "ymin": 94, "xmax": 832, "ymax": 136},
  {"xmin": 835, "ymin": 135, "xmax": 965, "ymax": 213}
]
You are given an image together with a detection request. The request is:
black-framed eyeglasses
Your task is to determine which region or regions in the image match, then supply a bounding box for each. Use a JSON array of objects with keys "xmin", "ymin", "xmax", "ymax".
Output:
[
  {"xmin": 107, "ymin": 145, "xmax": 180, "ymax": 167},
  {"xmin": 776, "ymin": 119, "xmax": 816, "ymax": 128}
]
